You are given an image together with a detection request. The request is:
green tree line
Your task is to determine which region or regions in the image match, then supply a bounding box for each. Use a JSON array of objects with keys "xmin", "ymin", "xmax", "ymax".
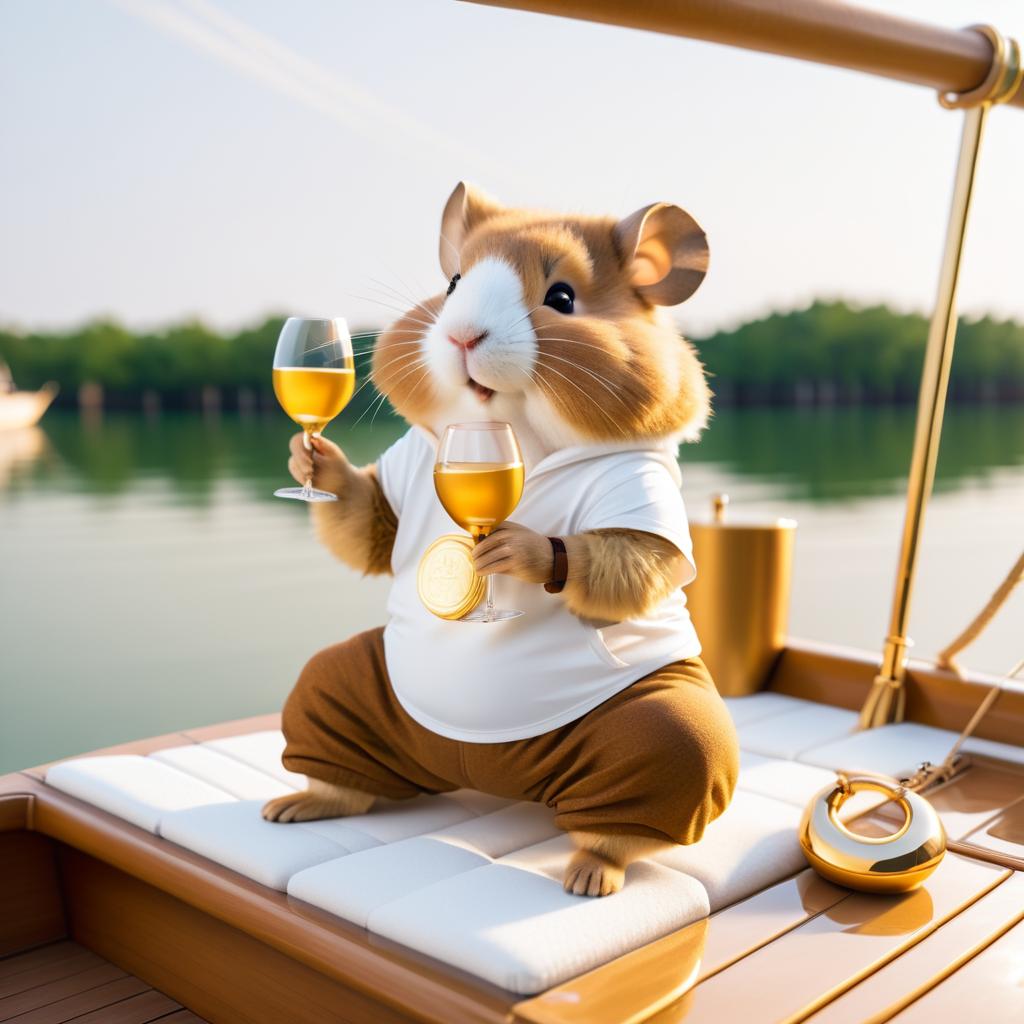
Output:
[{"xmin": 1, "ymin": 301, "xmax": 1022, "ymax": 411}]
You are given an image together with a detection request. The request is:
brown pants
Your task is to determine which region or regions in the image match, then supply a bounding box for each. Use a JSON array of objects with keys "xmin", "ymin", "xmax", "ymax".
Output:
[{"xmin": 281, "ymin": 627, "xmax": 739, "ymax": 845}]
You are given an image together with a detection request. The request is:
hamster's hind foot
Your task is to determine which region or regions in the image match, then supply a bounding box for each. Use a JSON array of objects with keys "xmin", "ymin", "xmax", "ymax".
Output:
[
  {"xmin": 563, "ymin": 830, "xmax": 676, "ymax": 897},
  {"xmin": 261, "ymin": 777, "xmax": 377, "ymax": 823},
  {"xmin": 562, "ymin": 849, "xmax": 625, "ymax": 897}
]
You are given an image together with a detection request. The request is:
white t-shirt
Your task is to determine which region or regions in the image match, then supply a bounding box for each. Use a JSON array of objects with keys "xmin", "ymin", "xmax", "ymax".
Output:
[{"xmin": 377, "ymin": 426, "xmax": 702, "ymax": 742}]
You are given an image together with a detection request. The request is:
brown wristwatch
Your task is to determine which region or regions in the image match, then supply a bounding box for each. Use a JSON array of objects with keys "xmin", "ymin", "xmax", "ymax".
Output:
[{"xmin": 544, "ymin": 536, "xmax": 568, "ymax": 594}]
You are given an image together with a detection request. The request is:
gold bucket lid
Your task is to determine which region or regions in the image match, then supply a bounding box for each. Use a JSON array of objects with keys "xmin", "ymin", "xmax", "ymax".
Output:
[{"xmin": 417, "ymin": 534, "xmax": 485, "ymax": 620}]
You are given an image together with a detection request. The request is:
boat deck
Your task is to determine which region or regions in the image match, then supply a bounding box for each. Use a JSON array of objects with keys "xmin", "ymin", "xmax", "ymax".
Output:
[
  {"xmin": 2, "ymin": 643, "xmax": 1023, "ymax": 1023},
  {"xmin": 0, "ymin": 940, "xmax": 206, "ymax": 1024}
]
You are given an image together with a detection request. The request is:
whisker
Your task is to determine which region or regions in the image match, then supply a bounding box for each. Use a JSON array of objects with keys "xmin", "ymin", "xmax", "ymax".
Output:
[
  {"xmin": 359, "ymin": 284, "xmax": 438, "ymax": 325},
  {"xmin": 346, "ymin": 293, "xmax": 437, "ymax": 328},
  {"xmin": 531, "ymin": 351, "xmax": 629, "ymax": 408},
  {"xmin": 353, "ymin": 356, "xmax": 431, "ymax": 427},
  {"xmin": 532, "ymin": 358, "xmax": 624, "ymax": 433},
  {"xmin": 367, "ymin": 276, "xmax": 438, "ymax": 324},
  {"xmin": 393, "ymin": 365, "xmax": 435, "ymax": 416},
  {"xmin": 505, "ymin": 304, "xmax": 543, "ymax": 334}
]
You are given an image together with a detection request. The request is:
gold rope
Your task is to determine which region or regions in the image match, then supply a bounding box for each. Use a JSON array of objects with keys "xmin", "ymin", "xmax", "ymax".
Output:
[
  {"xmin": 937, "ymin": 550, "xmax": 1024, "ymax": 676},
  {"xmin": 901, "ymin": 655, "xmax": 1024, "ymax": 794}
]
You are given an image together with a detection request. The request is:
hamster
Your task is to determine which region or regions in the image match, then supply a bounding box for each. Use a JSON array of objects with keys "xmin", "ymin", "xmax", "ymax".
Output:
[{"xmin": 265, "ymin": 184, "xmax": 740, "ymax": 899}]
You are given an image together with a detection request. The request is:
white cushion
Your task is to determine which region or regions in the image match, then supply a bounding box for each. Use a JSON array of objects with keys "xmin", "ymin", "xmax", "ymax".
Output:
[
  {"xmin": 653, "ymin": 790, "xmax": 805, "ymax": 909},
  {"xmin": 798, "ymin": 721, "xmax": 960, "ymax": 777},
  {"xmin": 724, "ymin": 692, "xmax": 811, "ymax": 727},
  {"xmin": 424, "ymin": 801, "xmax": 561, "ymax": 858},
  {"xmin": 738, "ymin": 751, "xmax": 839, "ymax": 806},
  {"xmin": 160, "ymin": 799, "xmax": 358, "ymax": 889},
  {"xmin": 367, "ymin": 858, "xmax": 709, "ymax": 994},
  {"xmin": 737, "ymin": 702, "xmax": 859, "ymax": 759},
  {"xmin": 300, "ymin": 793, "xmax": 475, "ymax": 846},
  {"xmin": 204, "ymin": 730, "xmax": 306, "ymax": 788},
  {"xmin": 151, "ymin": 744, "xmax": 298, "ymax": 801},
  {"xmin": 46, "ymin": 755, "xmax": 234, "ymax": 833},
  {"xmin": 289, "ymin": 838, "xmax": 490, "ymax": 928}
]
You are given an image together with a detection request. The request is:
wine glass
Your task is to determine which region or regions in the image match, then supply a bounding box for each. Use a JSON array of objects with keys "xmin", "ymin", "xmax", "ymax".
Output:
[
  {"xmin": 272, "ymin": 317, "xmax": 354, "ymax": 502},
  {"xmin": 434, "ymin": 422, "xmax": 525, "ymax": 623}
]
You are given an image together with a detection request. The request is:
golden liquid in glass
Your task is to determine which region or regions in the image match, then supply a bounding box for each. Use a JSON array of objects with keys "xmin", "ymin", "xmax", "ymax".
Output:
[
  {"xmin": 273, "ymin": 366, "xmax": 355, "ymax": 434},
  {"xmin": 434, "ymin": 462, "xmax": 525, "ymax": 538}
]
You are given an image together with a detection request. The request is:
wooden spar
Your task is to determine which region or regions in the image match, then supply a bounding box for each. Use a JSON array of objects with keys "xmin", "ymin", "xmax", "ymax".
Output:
[{"xmin": 465, "ymin": 0, "xmax": 1024, "ymax": 112}]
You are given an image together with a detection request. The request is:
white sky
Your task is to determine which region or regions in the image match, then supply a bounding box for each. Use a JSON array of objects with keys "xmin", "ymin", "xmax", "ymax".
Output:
[{"xmin": 1, "ymin": 0, "xmax": 1022, "ymax": 336}]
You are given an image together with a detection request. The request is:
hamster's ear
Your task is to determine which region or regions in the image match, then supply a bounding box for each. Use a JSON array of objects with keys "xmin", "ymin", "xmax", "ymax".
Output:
[
  {"xmin": 614, "ymin": 203, "xmax": 709, "ymax": 306},
  {"xmin": 440, "ymin": 182, "xmax": 503, "ymax": 278}
]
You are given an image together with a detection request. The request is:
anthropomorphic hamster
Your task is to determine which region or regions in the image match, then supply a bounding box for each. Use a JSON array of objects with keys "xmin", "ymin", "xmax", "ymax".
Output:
[{"xmin": 262, "ymin": 183, "xmax": 740, "ymax": 897}]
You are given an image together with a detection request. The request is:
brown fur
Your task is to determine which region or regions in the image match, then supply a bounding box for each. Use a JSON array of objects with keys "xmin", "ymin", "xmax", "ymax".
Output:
[
  {"xmin": 562, "ymin": 529, "xmax": 688, "ymax": 621},
  {"xmin": 565, "ymin": 831, "xmax": 675, "ymax": 896},
  {"xmin": 311, "ymin": 464, "xmax": 397, "ymax": 576},
  {"xmin": 261, "ymin": 777, "xmax": 375, "ymax": 823},
  {"xmin": 278, "ymin": 187, "xmax": 718, "ymax": 894},
  {"xmin": 373, "ymin": 197, "xmax": 711, "ymax": 443}
]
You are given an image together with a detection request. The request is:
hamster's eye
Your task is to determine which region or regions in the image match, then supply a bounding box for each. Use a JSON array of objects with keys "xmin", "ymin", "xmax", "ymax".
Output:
[
  {"xmin": 446, "ymin": 273, "xmax": 461, "ymax": 297},
  {"xmin": 543, "ymin": 282, "xmax": 575, "ymax": 315}
]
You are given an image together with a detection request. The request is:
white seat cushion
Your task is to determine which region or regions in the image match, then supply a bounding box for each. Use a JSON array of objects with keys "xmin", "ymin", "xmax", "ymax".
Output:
[
  {"xmin": 724, "ymin": 692, "xmax": 811, "ymax": 727},
  {"xmin": 205, "ymin": 730, "xmax": 306, "ymax": 788},
  {"xmin": 160, "ymin": 800, "xmax": 360, "ymax": 889},
  {"xmin": 289, "ymin": 838, "xmax": 490, "ymax": 928},
  {"xmin": 738, "ymin": 750, "xmax": 839, "ymax": 806},
  {"xmin": 737, "ymin": 701, "xmax": 859, "ymax": 759},
  {"xmin": 151, "ymin": 744, "xmax": 298, "ymax": 801},
  {"xmin": 652, "ymin": 790, "xmax": 805, "ymax": 909},
  {"xmin": 799, "ymin": 721, "xmax": 961, "ymax": 777},
  {"xmin": 46, "ymin": 755, "xmax": 235, "ymax": 833},
  {"xmin": 300, "ymin": 792, "xmax": 475, "ymax": 846},
  {"xmin": 366, "ymin": 858, "xmax": 710, "ymax": 994}
]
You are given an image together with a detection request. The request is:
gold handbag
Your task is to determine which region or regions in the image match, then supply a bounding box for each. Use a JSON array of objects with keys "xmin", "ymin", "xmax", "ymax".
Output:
[{"xmin": 799, "ymin": 774, "xmax": 946, "ymax": 894}]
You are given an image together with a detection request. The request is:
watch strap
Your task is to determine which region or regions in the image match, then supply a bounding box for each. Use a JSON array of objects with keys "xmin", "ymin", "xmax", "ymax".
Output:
[{"xmin": 544, "ymin": 536, "xmax": 568, "ymax": 594}]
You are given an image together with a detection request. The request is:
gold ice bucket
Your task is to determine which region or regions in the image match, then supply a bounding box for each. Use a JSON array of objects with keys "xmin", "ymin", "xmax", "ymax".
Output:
[{"xmin": 687, "ymin": 495, "xmax": 796, "ymax": 697}]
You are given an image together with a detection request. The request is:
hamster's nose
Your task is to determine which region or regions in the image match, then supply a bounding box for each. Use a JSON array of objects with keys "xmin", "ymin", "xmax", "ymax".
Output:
[{"xmin": 447, "ymin": 328, "xmax": 489, "ymax": 350}]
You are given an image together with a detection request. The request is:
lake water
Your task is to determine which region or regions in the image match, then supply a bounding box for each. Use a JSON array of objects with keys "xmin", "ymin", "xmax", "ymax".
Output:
[{"xmin": 2, "ymin": 406, "xmax": 1022, "ymax": 774}]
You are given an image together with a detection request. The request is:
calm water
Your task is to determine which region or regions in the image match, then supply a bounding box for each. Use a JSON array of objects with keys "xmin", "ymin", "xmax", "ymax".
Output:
[{"xmin": 1, "ymin": 406, "xmax": 1022, "ymax": 774}]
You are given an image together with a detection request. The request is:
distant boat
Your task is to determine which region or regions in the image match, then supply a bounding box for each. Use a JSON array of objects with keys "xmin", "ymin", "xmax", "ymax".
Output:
[{"xmin": 0, "ymin": 361, "xmax": 57, "ymax": 431}]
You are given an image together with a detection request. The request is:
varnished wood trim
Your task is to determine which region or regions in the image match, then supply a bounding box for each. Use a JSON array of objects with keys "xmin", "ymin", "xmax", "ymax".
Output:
[
  {"xmin": 0, "ymin": 794, "xmax": 31, "ymax": 833},
  {"xmin": 0, "ymin": 830, "xmax": 66, "ymax": 957},
  {"xmin": 467, "ymin": 2, "xmax": 1024, "ymax": 111},
  {"xmin": 769, "ymin": 639, "xmax": 1024, "ymax": 747},
  {"xmin": 26, "ymin": 780, "xmax": 512, "ymax": 1024},
  {"xmin": 60, "ymin": 849, "xmax": 413, "ymax": 1024}
]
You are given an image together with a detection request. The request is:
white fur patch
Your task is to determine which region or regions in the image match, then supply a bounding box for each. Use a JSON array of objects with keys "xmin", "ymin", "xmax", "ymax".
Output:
[
  {"xmin": 425, "ymin": 258, "xmax": 537, "ymax": 395},
  {"xmin": 421, "ymin": 257, "xmax": 594, "ymax": 455}
]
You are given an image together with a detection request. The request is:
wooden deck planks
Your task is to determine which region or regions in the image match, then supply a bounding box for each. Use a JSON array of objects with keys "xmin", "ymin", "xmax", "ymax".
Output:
[
  {"xmin": 805, "ymin": 871, "xmax": 1024, "ymax": 1023},
  {"xmin": 887, "ymin": 914, "xmax": 1024, "ymax": 1023},
  {"xmin": 647, "ymin": 853, "xmax": 1008, "ymax": 1023},
  {"xmin": 0, "ymin": 940, "xmax": 205, "ymax": 1024},
  {"xmin": 512, "ymin": 870, "xmax": 848, "ymax": 1023}
]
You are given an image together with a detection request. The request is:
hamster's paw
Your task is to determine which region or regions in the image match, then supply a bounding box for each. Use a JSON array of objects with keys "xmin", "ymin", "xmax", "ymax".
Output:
[
  {"xmin": 261, "ymin": 779, "xmax": 376, "ymax": 823},
  {"xmin": 563, "ymin": 849, "xmax": 625, "ymax": 898}
]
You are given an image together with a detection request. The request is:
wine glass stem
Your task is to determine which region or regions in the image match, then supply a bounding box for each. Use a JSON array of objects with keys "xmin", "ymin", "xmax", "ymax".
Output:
[
  {"xmin": 302, "ymin": 430, "xmax": 315, "ymax": 499},
  {"xmin": 483, "ymin": 573, "xmax": 495, "ymax": 623}
]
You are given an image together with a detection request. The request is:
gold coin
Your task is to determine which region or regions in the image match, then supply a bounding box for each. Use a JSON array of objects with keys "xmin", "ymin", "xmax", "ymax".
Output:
[{"xmin": 417, "ymin": 534, "xmax": 485, "ymax": 620}]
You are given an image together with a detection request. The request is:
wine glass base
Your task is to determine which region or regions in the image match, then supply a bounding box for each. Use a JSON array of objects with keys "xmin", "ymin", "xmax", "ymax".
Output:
[
  {"xmin": 459, "ymin": 608, "xmax": 524, "ymax": 623},
  {"xmin": 274, "ymin": 487, "xmax": 338, "ymax": 503}
]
